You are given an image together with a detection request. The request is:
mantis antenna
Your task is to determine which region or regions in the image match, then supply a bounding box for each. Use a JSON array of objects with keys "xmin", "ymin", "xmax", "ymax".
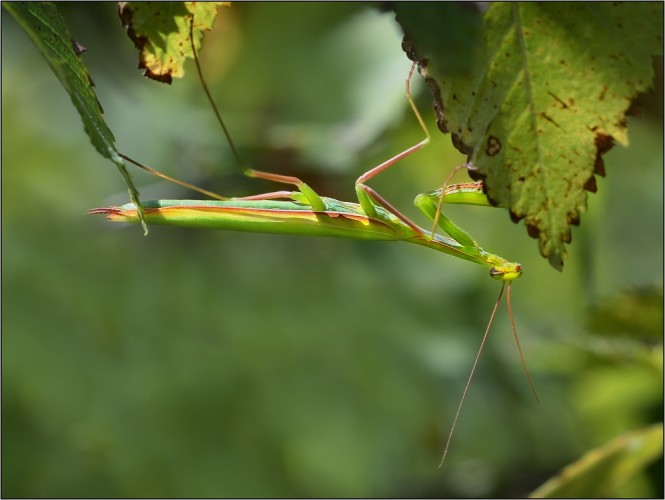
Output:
[{"xmin": 438, "ymin": 280, "xmax": 539, "ymax": 468}]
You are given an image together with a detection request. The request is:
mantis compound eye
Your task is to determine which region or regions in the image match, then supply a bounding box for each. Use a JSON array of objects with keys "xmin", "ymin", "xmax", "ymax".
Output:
[{"xmin": 489, "ymin": 264, "xmax": 523, "ymax": 281}]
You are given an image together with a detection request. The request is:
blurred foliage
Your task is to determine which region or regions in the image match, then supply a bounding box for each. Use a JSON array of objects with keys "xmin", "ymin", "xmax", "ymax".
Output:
[
  {"xmin": 2, "ymin": 3, "xmax": 663, "ymax": 498},
  {"xmin": 588, "ymin": 286, "xmax": 663, "ymax": 344},
  {"xmin": 531, "ymin": 423, "xmax": 663, "ymax": 498}
]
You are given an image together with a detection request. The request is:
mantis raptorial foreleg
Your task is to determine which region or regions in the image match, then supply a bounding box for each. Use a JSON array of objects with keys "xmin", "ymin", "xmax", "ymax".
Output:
[{"xmin": 428, "ymin": 162, "xmax": 476, "ymax": 238}]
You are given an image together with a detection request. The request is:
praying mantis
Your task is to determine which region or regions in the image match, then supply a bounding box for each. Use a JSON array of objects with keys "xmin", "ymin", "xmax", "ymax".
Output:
[{"xmin": 89, "ymin": 22, "xmax": 538, "ymax": 467}]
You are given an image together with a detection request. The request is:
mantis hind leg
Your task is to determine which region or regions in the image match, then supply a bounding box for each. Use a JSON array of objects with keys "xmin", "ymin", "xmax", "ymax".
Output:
[
  {"xmin": 187, "ymin": 16, "xmax": 326, "ymax": 211},
  {"xmin": 354, "ymin": 63, "xmax": 430, "ymax": 232}
]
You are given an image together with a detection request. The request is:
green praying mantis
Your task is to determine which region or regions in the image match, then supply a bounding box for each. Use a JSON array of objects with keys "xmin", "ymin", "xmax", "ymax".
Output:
[{"xmin": 89, "ymin": 24, "xmax": 539, "ymax": 467}]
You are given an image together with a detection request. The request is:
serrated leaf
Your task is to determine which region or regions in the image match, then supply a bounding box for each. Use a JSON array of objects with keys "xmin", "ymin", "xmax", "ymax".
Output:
[
  {"xmin": 530, "ymin": 423, "xmax": 664, "ymax": 498},
  {"xmin": 118, "ymin": 1, "xmax": 229, "ymax": 84},
  {"xmin": 4, "ymin": 1, "xmax": 147, "ymax": 233},
  {"xmin": 410, "ymin": 2, "xmax": 663, "ymax": 269}
]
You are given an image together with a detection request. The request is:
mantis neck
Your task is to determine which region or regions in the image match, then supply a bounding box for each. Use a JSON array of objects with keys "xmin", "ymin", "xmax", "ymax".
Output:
[{"xmin": 408, "ymin": 231, "xmax": 513, "ymax": 272}]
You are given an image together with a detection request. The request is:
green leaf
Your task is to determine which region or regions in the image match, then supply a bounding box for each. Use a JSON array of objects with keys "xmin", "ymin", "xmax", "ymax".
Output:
[
  {"xmin": 408, "ymin": 2, "xmax": 663, "ymax": 269},
  {"xmin": 530, "ymin": 423, "xmax": 664, "ymax": 498},
  {"xmin": 4, "ymin": 1, "xmax": 147, "ymax": 233},
  {"xmin": 118, "ymin": 1, "xmax": 228, "ymax": 84}
]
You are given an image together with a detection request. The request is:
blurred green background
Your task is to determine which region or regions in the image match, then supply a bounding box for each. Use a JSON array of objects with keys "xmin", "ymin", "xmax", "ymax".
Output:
[{"xmin": 3, "ymin": 3, "xmax": 663, "ymax": 497}]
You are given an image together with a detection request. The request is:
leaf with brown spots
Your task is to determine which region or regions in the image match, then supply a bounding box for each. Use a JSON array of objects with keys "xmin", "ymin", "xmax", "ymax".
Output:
[
  {"xmin": 399, "ymin": 3, "xmax": 663, "ymax": 270},
  {"xmin": 118, "ymin": 2, "xmax": 229, "ymax": 84}
]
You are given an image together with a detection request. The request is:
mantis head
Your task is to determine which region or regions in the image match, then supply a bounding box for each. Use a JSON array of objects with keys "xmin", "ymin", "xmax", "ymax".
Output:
[{"xmin": 489, "ymin": 262, "xmax": 523, "ymax": 282}]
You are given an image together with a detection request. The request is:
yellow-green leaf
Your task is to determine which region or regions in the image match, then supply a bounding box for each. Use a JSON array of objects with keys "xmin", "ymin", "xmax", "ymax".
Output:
[{"xmin": 118, "ymin": 1, "xmax": 229, "ymax": 83}]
